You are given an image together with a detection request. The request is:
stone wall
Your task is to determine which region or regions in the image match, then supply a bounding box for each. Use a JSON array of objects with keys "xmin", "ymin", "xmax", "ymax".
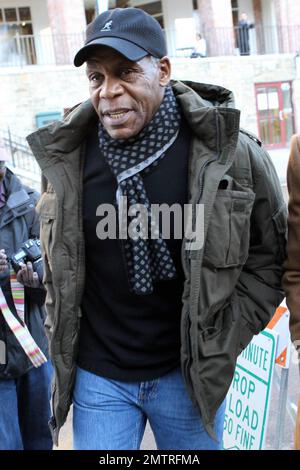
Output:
[
  {"xmin": 0, "ymin": 65, "xmax": 88, "ymax": 137},
  {"xmin": 0, "ymin": 54, "xmax": 299, "ymax": 141},
  {"xmin": 171, "ymin": 53, "xmax": 299, "ymax": 136}
]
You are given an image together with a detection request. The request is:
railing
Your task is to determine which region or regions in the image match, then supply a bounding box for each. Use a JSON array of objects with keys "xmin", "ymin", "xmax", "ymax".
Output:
[
  {"xmin": 0, "ymin": 33, "xmax": 85, "ymax": 67},
  {"xmin": 0, "ymin": 25, "xmax": 300, "ymax": 67},
  {"xmin": 173, "ymin": 24, "xmax": 300, "ymax": 58},
  {"xmin": 0, "ymin": 128, "xmax": 41, "ymax": 191}
]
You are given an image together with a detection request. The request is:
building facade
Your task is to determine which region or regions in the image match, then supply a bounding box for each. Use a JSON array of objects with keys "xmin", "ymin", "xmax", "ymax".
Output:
[{"xmin": 0, "ymin": 0, "xmax": 300, "ymax": 153}]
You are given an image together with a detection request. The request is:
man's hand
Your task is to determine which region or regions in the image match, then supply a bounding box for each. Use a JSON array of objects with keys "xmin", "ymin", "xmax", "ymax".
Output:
[
  {"xmin": 17, "ymin": 262, "xmax": 40, "ymax": 288},
  {"xmin": 0, "ymin": 249, "xmax": 9, "ymax": 273}
]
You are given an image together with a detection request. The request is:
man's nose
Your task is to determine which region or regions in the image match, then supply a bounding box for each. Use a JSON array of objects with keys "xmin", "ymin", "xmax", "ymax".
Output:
[{"xmin": 99, "ymin": 76, "xmax": 123, "ymax": 99}]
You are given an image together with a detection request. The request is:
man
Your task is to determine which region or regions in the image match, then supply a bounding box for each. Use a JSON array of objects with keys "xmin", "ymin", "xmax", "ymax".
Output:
[
  {"xmin": 27, "ymin": 8, "xmax": 286, "ymax": 450},
  {"xmin": 283, "ymin": 133, "xmax": 300, "ymax": 449},
  {"xmin": 0, "ymin": 142, "xmax": 52, "ymax": 450},
  {"xmin": 190, "ymin": 33, "xmax": 207, "ymax": 58},
  {"xmin": 237, "ymin": 12, "xmax": 254, "ymax": 56},
  {"xmin": 284, "ymin": 134, "xmax": 300, "ymax": 347}
]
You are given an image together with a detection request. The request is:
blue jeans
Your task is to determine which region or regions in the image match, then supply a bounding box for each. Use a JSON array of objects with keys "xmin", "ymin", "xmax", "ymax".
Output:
[
  {"xmin": 0, "ymin": 361, "xmax": 53, "ymax": 450},
  {"xmin": 73, "ymin": 366, "xmax": 225, "ymax": 450}
]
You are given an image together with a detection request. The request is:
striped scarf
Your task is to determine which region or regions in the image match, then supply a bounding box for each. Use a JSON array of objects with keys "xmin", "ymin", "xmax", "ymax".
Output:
[{"xmin": 0, "ymin": 269, "xmax": 47, "ymax": 367}]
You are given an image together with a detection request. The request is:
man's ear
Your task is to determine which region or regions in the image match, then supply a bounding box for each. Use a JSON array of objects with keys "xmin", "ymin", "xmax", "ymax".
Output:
[{"xmin": 158, "ymin": 57, "xmax": 171, "ymax": 86}]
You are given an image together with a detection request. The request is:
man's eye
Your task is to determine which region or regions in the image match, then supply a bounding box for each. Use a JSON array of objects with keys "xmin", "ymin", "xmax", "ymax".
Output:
[
  {"xmin": 89, "ymin": 74, "xmax": 102, "ymax": 83},
  {"xmin": 120, "ymin": 69, "xmax": 135, "ymax": 79}
]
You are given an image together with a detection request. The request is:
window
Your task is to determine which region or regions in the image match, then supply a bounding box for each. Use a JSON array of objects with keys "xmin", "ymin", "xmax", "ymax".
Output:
[
  {"xmin": 4, "ymin": 8, "xmax": 17, "ymax": 22},
  {"xmin": 19, "ymin": 7, "xmax": 31, "ymax": 22},
  {"xmin": 0, "ymin": 6, "xmax": 33, "ymax": 34},
  {"xmin": 0, "ymin": 6, "xmax": 36, "ymax": 65}
]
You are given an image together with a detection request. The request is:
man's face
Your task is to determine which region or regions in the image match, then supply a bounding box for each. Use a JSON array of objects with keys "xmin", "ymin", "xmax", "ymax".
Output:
[
  {"xmin": 0, "ymin": 162, "xmax": 6, "ymax": 185},
  {"xmin": 86, "ymin": 47, "xmax": 171, "ymax": 140}
]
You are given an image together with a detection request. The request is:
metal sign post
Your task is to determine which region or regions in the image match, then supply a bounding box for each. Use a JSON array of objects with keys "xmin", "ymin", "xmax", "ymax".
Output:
[
  {"xmin": 274, "ymin": 366, "xmax": 290, "ymax": 449},
  {"xmin": 267, "ymin": 301, "xmax": 292, "ymax": 449}
]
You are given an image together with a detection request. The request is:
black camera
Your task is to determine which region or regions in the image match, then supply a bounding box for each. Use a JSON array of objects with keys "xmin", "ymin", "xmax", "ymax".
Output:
[{"xmin": 10, "ymin": 239, "xmax": 43, "ymax": 283}]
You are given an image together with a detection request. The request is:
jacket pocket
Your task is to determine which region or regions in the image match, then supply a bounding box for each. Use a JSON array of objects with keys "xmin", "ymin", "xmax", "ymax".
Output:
[
  {"xmin": 197, "ymin": 292, "xmax": 241, "ymax": 412},
  {"xmin": 204, "ymin": 180, "xmax": 255, "ymax": 268},
  {"xmin": 40, "ymin": 217, "xmax": 56, "ymax": 272},
  {"xmin": 36, "ymin": 190, "xmax": 57, "ymax": 273}
]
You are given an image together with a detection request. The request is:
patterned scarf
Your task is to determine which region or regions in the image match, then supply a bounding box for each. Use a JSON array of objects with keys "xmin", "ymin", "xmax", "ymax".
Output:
[{"xmin": 98, "ymin": 85, "xmax": 181, "ymax": 295}]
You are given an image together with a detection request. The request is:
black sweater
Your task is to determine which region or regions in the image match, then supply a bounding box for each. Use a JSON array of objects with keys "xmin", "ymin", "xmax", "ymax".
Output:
[{"xmin": 78, "ymin": 119, "xmax": 191, "ymax": 381}]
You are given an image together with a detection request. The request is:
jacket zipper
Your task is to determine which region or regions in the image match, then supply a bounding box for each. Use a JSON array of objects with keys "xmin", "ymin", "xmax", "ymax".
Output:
[
  {"xmin": 185, "ymin": 156, "xmax": 217, "ymax": 259},
  {"xmin": 74, "ymin": 142, "xmax": 86, "ymax": 315},
  {"xmin": 181, "ymin": 155, "xmax": 217, "ymax": 396},
  {"xmin": 181, "ymin": 109, "xmax": 222, "ymax": 398},
  {"xmin": 181, "ymin": 158, "xmax": 213, "ymax": 393},
  {"xmin": 186, "ymin": 108, "xmax": 221, "ymax": 259}
]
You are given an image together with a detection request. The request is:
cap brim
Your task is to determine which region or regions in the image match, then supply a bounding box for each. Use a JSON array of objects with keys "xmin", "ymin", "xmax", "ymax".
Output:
[{"xmin": 74, "ymin": 37, "xmax": 149, "ymax": 66}]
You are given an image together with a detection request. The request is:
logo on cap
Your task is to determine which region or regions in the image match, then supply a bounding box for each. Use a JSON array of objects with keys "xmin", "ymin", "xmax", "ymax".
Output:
[{"xmin": 101, "ymin": 20, "xmax": 113, "ymax": 32}]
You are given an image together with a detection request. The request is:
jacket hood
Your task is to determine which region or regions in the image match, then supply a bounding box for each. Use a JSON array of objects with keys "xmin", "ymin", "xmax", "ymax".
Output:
[
  {"xmin": 174, "ymin": 80, "xmax": 236, "ymax": 109},
  {"xmin": 171, "ymin": 80, "xmax": 239, "ymax": 153},
  {"xmin": 4, "ymin": 168, "xmax": 37, "ymax": 199},
  {"xmin": 27, "ymin": 80, "xmax": 240, "ymax": 169}
]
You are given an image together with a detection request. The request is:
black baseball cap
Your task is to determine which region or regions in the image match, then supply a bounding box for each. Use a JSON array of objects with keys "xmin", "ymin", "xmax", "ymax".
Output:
[{"xmin": 74, "ymin": 7, "xmax": 167, "ymax": 67}]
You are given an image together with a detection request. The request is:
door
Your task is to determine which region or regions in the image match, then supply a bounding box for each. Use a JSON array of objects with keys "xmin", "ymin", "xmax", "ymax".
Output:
[{"xmin": 255, "ymin": 82, "xmax": 295, "ymax": 148}]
